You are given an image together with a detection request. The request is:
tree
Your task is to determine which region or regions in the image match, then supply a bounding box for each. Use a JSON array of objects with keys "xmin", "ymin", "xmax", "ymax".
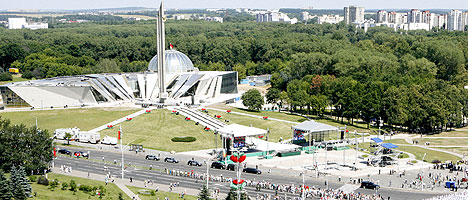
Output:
[
  {"xmin": 10, "ymin": 166, "xmax": 31, "ymax": 200},
  {"xmin": 241, "ymin": 89, "xmax": 264, "ymax": 111},
  {"xmin": 0, "ymin": 170, "xmax": 12, "ymax": 200},
  {"xmin": 21, "ymin": 71, "xmax": 33, "ymax": 79},
  {"xmin": 232, "ymin": 64, "xmax": 246, "ymax": 80},
  {"xmin": 198, "ymin": 185, "xmax": 211, "ymax": 200},
  {"xmin": 64, "ymin": 132, "xmax": 72, "ymax": 145},
  {"xmin": 225, "ymin": 188, "xmax": 249, "ymax": 200},
  {"xmin": 95, "ymin": 59, "xmax": 121, "ymax": 73},
  {"xmin": 279, "ymin": 91, "xmax": 289, "ymax": 112},
  {"xmin": 266, "ymin": 88, "xmax": 280, "ymax": 111}
]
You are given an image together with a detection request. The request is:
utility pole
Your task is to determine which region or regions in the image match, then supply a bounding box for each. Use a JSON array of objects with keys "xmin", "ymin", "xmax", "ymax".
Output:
[
  {"xmin": 378, "ymin": 117, "xmax": 382, "ymax": 139},
  {"xmin": 354, "ymin": 130, "xmax": 357, "ymax": 170},
  {"xmin": 267, "ymin": 128, "xmax": 270, "ymax": 156},
  {"xmin": 421, "ymin": 153, "xmax": 426, "ymax": 191},
  {"xmin": 302, "ymin": 169, "xmax": 305, "ymax": 200},
  {"xmin": 237, "ymin": 149, "xmax": 241, "ymax": 200}
]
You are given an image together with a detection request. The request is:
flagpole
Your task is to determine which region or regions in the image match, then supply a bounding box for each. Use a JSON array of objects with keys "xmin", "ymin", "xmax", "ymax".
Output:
[{"xmin": 120, "ymin": 125, "xmax": 124, "ymax": 179}]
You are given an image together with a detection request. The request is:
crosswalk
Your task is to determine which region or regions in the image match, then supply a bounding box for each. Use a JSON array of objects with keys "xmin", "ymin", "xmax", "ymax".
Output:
[{"xmin": 338, "ymin": 184, "xmax": 360, "ymax": 193}]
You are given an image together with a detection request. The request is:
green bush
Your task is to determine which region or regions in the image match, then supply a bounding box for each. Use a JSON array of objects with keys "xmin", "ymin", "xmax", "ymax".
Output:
[
  {"xmin": 398, "ymin": 153, "xmax": 409, "ymax": 159},
  {"xmin": 28, "ymin": 175, "xmax": 38, "ymax": 182},
  {"xmin": 69, "ymin": 180, "xmax": 77, "ymax": 192},
  {"xmin": 49, "ymin": 179, "xmax": 59, "ymax": 190},
  {"xmin": 0, "ymin": 72, "xmax": 12, "ymax": 81},
  {"xmin": 37, "ymin": 176, "xmax": 49, "ymax": 186},
  {"xmin": 21, "ymin": 71, "xmax": 33, "ymax": 79},
  {"xmin": 79, "ymin": 184, "xmax": 93, "ymax": 193},
  {"xmin": 61, "ymin": 182, "xmax": 69, "ymax": 190},
  {"xmin": 171, "ymin": 136, "xmax": 196, "ymax": 142}
]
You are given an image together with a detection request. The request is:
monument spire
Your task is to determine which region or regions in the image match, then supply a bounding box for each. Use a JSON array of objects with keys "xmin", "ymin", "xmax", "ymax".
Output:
[{"xmin": 156, "ymin": 0, "xmax": 167, "ymax": 100}]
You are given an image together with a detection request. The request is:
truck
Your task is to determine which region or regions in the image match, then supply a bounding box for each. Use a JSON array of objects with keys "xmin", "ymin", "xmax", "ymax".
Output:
[
  {"xmin": 53, "ymin": 128, "xmax": 80, "ymax": 140},
  {"xmin": 8, "ymin": 68, "xmax": 19, "ymax": 74},
  {"xmin": 77, "ymin": 132, "xmax": 101, "ymax": 144},
  {"xmin": 101, "ymin": 135, "xmax": 118, "ymax": 145}
]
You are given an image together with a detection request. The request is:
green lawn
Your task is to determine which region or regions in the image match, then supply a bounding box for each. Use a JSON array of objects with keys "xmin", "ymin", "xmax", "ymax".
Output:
[
  {"xmin": 0, "ymin": 107, "xmax": 140, "ymax": 132},
  {"xmin": 384, "ymin": 139, "xmax": 409, "ymax": 144},
  {"xmin": 417, "ymin": 138, "xmax": 468, "ymax": 146},
  {"xmin": 396, "ymin": 145, "xmax": 461, "ymax": 163},
  {"xmin": 99, "ymin": 110, "xmax": 221, "ymax": 152},
  {"xmin": 207, "ymin": 104, "xmax": 307, "ymax": 122},
  {"xmin": 425, "ymin": 130, "xmax": 468, "ymax": 137},
  {"xmin": 31, "ymin": 173, "xmax": 130, "ymax": 200},
  {"xmin": 436, "ymin": 147, "xmax": 468, "ymax": 155},
  {"xmin": 127, "ymin": 186, "xmax": 197, "ymax": 200}
]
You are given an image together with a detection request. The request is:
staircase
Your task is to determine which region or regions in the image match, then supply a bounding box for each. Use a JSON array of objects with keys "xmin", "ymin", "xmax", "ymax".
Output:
[{"xmin": 173, "ymin": 107, "xmax": 226, "ymax": 130}]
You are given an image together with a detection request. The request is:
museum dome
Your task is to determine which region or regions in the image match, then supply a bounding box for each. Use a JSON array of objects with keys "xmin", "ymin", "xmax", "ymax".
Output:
[{"xmin": 148, "ymin": 50, "xmax": 196, "ymax": 73}]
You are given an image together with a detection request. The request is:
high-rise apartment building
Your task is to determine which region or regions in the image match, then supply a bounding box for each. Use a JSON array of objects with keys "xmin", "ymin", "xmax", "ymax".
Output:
[
  {"xmin": 407, "ymin": 9, "xmax": 422, "ymax": 23},
  {"xmin": 448, "ymin": 10, "xmax": 463, "ymax": 31},
  {"xmin": 344, "ymin": 6, "xmax": 365, "ymax": 24},
  {"xmin": 377, "ymin": 10, "xmax": 388, "ymax": 23}
]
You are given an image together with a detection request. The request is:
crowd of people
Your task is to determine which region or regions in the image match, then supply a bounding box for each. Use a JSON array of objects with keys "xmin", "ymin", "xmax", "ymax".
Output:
[
  {"xmin": 164, "ymin": 168, "xmax": 389, "ymax": 200},
  {"xmin": 425, "ymin": 191, "xmax": 468, "ymax": 200}
]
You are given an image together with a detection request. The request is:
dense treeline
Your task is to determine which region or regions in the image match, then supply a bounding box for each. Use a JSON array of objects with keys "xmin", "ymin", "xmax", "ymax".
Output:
[{"xmin": 2, "ymin": 21, "xmax": 468, "ymax": 133}]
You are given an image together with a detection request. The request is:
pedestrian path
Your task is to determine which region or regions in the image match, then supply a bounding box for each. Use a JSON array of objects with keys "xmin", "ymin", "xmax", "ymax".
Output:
[
  {"xmin": 337, "ymin": 184, "xmax": 360, "ymax": 193},
  {"xmin": 89, "ymin": 109, "xmax": 147, "ymax": 132}
]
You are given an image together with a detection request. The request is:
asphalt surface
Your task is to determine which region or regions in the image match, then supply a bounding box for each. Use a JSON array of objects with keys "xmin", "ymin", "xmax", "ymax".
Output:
[{"xmin": 55, "ymin": 146, "xmax": 445, "ymax": 200}]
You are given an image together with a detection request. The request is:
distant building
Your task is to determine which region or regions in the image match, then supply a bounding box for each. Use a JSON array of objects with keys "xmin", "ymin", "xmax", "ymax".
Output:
[
  {"xmin": 407, "ymin": 9, "xmax": 422, "ymax": 23},
  {"xmin": 448, "ymin": 10, "xmax": 463, "ymax": 31},
  {"xmin": 376, "ymin": 10, "xmax": 388, "ymax": 23},
  {"xmin": 8, "ymin": 18, "xmax": 27, "ymax": 29},
  {"xmin": 317, "ymin": 15, "xmax": 344, "ymax": 24},
  {"xmin": 302, "ymin": 11, "xmax": 310, "ymax": 21},
  {"xmin": 256, "ymin": 12, "xmax": 298, "ymax": 24},
  {"xmin": 8, "ymin": 18, "xmax": 48, "ymax": 30},
  {"xmin": 344, "ymin": 6, "xmax": 365, "ymax": 24},
  {"xmin": 204, "ymin": 17, "xmax": 223, "ymax": 23}
]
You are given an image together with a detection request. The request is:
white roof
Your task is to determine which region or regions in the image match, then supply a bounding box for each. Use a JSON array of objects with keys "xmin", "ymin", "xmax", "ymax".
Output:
[
  {"xmin": 218, "ymin": 124, "xmax": 267, "ymax": 137},
  {"xmin": 292, "ymin": 120, "xmax": 338, "ymax": 132}
]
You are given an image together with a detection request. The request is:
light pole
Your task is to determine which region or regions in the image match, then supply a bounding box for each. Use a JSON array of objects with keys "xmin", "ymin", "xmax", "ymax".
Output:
[
  {"xmin": 354, "ymin": 130, "xmax": 357, "ymax": 170},
  {"xmin": 119, "ymin": 125, "xmax": 124, "ymax": 179},
  {"xmin": 301, "ymin": 168, "xmax": 305, "ymax": 200}
]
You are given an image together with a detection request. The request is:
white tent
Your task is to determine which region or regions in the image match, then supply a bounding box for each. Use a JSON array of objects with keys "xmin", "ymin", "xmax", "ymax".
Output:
[
  {"xmin": 292, "ymin": 120, "xmax": 338, "ymax": 133},
  {"xmin": 218, "ymin": 124, "xmax": 267, "ymax": 138}
]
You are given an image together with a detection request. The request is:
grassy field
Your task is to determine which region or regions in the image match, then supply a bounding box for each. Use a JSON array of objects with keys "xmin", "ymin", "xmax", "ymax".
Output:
[
  {"xmin": 416, "ymin": 138, "xmax": 468, "ymax": 146},
  {"xmin": 31, "ymin": 173, "xmax": 130, "ymax": 200},
  {"xmin": 127, "ymin": 186, "xmax": 197, "ymax": 200},
  {"xmin": 436, "ymin": 147, "xmax": 468, "ymax": 155},
  {"xmin": 425, "ymin": 130, "xmax": 468, "ymax": 137},
  {"xmin": 99, "ymin": 110, "xmax": 221, "ymax": 152},
  {"xmin": 384, "ymin": 139, "xmax": 409, "ymax": 144},
  {"xmin": 0, "ymin": 107, "xmax": 139, "ymax": 132},
  {"xmin": 396, "ymin": 146, "xmax": 460, "ymax": 163},
  {"xmin": 207, "ymin": 104, "xmax": 377, "ymax": 133},
  {"xmin": 0, "ymin": 74, "xmax": 29, "ymax": 85}
]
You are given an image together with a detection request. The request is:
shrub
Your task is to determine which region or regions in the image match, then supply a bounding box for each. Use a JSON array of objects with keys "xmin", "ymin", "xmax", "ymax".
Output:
[
  {"xmin": 79, "ymin": 184, "xmax": 93, "ymax": 193},
  {"xmin": 171, "ymin": 136, "xmax": 196, "ymax": 142},
  {"xmin": 21, "ymin": 71, "xmax": 33, "ymax": 79},
  {"xmin": 61, "ymin": 182, "xmax": 69, "ymax": 190},
  {"xmin": 150, "ymin": 190, "xmax": 156, "ymax": 196},
  {"xmin": 0, "ymin": 72, "xmax": 12, "ymax": 81},
  {"xmin": 69, "ymin": 180, "xmax": 77, "ymax": 192},
  {"xmin": 398, "ymin": 153, "xmax": 409, "ymax": 159},
  {"xmin": 119, "ymin": 193, "xmax": 124, "ymax": 200},
  {"xmin": 37, "ymin": 176, "xmax": 49, "ymax": 186},
  {"xmin": 49, "ymin": 179, "xmax": 59, "ymax": 190},
  {"xmin": 28, "ymin": 175, "xmax": 38, "ymax": 182}
]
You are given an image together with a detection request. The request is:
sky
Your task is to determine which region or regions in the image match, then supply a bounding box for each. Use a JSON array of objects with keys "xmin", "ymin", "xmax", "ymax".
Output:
[{"xmin": 1, "ymin": 0, "xmax": 468, "ymax": 10}]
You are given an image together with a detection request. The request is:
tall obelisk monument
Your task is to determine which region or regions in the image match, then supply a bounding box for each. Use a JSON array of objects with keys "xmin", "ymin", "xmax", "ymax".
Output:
[{"xmin": 156, "ymin": 1, "xmax": 167, "ymax": 101}]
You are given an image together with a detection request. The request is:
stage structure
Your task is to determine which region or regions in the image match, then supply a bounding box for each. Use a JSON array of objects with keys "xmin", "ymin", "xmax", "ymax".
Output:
[
  {"xmin": 291, "ymin": 120, "xmax": 338, "ymax": 144},
  {"xmin": 0, "ymin": 2, "xmax": 238, "ymax": 109}
]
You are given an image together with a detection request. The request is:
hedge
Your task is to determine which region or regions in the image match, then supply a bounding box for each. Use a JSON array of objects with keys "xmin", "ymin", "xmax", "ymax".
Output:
[{"xmin": 171, "ymin": 136, "xmax": 196, "ymax": 142}]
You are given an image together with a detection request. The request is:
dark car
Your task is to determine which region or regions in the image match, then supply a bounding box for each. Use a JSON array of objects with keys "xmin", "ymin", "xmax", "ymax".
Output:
[
  {"xmin": 146, "ymin": 155, "xmax": 160, "ymax": 161},
  {"xmin": 226, "ymin": 164, "xmax": 236, "ymax": 171},
  {"xmin": 361, "ymin": 181, "xmax": 380, "ymax": 189},
  {"xmin": 73, "ymin": 151, "xmax": 89, "ymax": 158},
  {"xmin": 58, "ymin": 149, "xmax": 71, "ymax": 155},
  {"xmin": 187, "ymin": 160, "xmax": 202, "ymax": 166},
  {"xmin": 164, "ymin": 157, "xmax": 179, "ymax": 163},
  {"xmin": 211, "ymin": 161, "xmax": 225, "ymax": 169},
  {"xmin": 243, "ymin": 168, "xmax": 261, "ymax": 174}
]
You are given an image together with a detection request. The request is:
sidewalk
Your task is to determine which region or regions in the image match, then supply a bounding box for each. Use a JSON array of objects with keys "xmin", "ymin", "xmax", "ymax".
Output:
[{"xmin": 52, "ymin": 167, "xmax": 204, "ymax": 200}]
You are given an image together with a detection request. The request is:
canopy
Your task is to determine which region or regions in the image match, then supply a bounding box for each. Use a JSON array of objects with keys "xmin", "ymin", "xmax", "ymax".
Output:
[
  {"xmin": 381, "ymin": 143, "xmax": 398, "ymax": 149},
  {"xmin": 291, "ymin": 120, "xmax": 338, "ymax": 133},
  {"xmin": 371, "ymin": 138, "xmax": 383, "ymax": 143},
  {"xmin": 218, "ymin": 124, "xmax": 267, "ymax": 137}
]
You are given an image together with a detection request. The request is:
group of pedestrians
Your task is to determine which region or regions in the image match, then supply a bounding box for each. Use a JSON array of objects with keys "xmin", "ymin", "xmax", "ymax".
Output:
[
  {"xmin": 60, "ymin": 165, "xmax": 72, "ymax": 173},
  {"xmin": 425, "ymin": 190, "xmax": 468, "ymax": 200}
]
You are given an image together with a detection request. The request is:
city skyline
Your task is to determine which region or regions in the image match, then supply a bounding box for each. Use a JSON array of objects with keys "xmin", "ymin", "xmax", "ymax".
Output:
[{"xmin": 1, "ymin": 0, "xmax": 468, "ymax": 10}]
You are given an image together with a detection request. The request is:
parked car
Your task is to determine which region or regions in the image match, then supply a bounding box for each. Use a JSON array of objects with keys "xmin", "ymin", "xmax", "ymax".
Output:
[
  {"xmin": 226, "ymin": 164, "xmax": 236, "ymax": 171},
  {"xmin": 360, "ymin": 181, "xmax": 380, "ymax": 189},
  {"xmin": 73, "ymin": 151, "xmax": 89, "ymax": 158},
  {"xmin": 187, "ymin": 160, "xmax": 202, "ymax": 166},
  {"xmin": 145, "ymin": 155, "xmax": 160, "ymax": 161},
  {"xmin": 164, "ymin": 157, "xmax": 179, "ymax": 163},
  {"xmin": 58, "ymin": 149, "xmax": 71, "ymax": 155},
  {"xmin": 243, "ymin": 168, "xmax": 261, "ymax": 174},
  {"xmin": 211, "ymin": 161, "xmax": 225, "ymax": 169}
]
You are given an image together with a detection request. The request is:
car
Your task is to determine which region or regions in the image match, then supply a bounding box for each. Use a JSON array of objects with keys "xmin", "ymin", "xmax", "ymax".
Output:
[
  {"xmin": 73, "ymin": 151, "xmax": 89, "ymax": 158},
  {"xmin": 145, "ymin": 155, "xmax": 160, "ymax": 161},
  {"xmin": 243, "ymin": 168, "xmax": 261, "ymax": 174},
  {"xmin": 164, "ymin": 157, "xmax": 179, "ymax": 163},
  {"xmin": 360, "ymin": 181, "xmax": 380, "ymax": 189},
  {"xmin": 187, "ymin": 160, "xmax": 202, "ymax": 166},
  {"xmin": 58, "ymin": 149, "xmax": 71, "ymax": 155},
  {"xmin": 226, "ymin": 164, "xmax": 236, "ymax": 171},
  {"xmin": 211, "ymin": 161, "xmax": 225, "ymax": 169}
]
